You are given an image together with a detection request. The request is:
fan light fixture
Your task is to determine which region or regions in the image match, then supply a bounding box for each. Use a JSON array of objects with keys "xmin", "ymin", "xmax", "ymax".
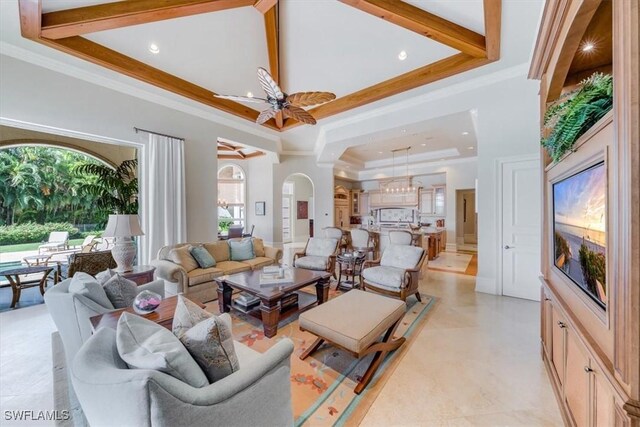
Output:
[
  {"xmin": 582, "ymin": 42, "xmax": 595, "ymax": 52},
  {"xmin": 398, "ymin": 50, "xmax": 408, "ymax": 61},
  {"xmin": 246, "ymin": 91, "xmax": 254, "ymax": 98},
  {"xmin": 148, "ymin": 43, "xmax": 160, "ymax": 54}
]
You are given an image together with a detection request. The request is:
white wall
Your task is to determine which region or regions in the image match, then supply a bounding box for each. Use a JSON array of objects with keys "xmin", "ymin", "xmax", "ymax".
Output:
[
  {"xmin": 285, "ymin": 175, "xmax": 313, "ymax": 242},
  {"xmin": 0, "ymin": 55, "xmax": 279, "ymax": 245}
]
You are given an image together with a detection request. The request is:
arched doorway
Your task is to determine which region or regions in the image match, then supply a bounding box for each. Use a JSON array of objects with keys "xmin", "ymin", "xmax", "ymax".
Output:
[{"xmin": 282, "ymin": 174, "xmax": 314, "ymax": 244}]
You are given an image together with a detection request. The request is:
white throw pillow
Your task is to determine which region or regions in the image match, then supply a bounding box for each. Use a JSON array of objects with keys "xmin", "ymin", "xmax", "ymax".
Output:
[
  {"xmin": 68, "ymin": 272, "xmax": 114, "ymax": 309},
  {"xmin": 116, "ymin": 312, "xmax": 208, "ymax": 388},
  {"xmin": 172, "ymin": 295, "xmax": 240, "ymax": 383},
  {"xmin": 95, "ymin": 269, "xmax": 115, "ymax": 286}
]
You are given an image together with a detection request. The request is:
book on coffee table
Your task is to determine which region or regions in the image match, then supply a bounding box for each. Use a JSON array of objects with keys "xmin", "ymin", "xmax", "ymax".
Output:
[{"xmin": 259, "ymin": 268, "xmax": 293, "ymax": 286}]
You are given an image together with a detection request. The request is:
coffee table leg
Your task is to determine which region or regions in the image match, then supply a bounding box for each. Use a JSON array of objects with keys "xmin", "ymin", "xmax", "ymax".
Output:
[
  {"xmin": 217, "ymin": 281, "xmax": 232, "ymax": 313},
  {"xmin": 315, "ymin": 277, "xmax": 330, "ymax": 304},
  {"xmin": 260, "ymin": 299, "xmax": 280, "ymax": 338}
]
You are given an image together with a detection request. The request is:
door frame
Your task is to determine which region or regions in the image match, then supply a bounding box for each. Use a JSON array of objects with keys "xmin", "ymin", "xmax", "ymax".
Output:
[{"xmin": 495, "ymin": 153, "xmax": 540, "ymax": 297}]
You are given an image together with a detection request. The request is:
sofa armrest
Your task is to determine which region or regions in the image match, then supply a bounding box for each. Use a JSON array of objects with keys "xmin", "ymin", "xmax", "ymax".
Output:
[
  {"xmin": 264, "ymin": 246, "xmax": 282, "ymax": 264},
  {"xmin": 137, "ymin": 280, "xmax": 165, "ymax": 298},
  {"xmin": 151, "ymin": 259, "xmax": 187, "ymax": 286}
]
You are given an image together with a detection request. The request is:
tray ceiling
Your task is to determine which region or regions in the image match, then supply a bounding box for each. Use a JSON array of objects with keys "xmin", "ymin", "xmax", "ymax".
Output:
[{"xmin": 20, "ymin": 0, "xmax": 501, "ymax": 132}]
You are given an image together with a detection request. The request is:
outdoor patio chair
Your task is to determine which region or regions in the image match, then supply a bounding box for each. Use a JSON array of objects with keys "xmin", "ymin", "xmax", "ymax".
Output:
[
  {"xmin": 76, "ymin": 235, "xmax": 97, "ymax": 253},
  {"xmin": 38, "ymin": 231, "xmax": 69, "ymax": 254}
]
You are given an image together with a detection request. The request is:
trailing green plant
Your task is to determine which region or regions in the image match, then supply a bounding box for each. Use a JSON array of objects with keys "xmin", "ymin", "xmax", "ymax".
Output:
[{"xmin": 542, "ymin": 72, "xmax": 613, "ymax": 162}]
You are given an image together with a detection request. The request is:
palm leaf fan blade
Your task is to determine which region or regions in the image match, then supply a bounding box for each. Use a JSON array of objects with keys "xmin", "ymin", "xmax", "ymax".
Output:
[
  {"xmin": 257, "ymin": 67, "xmax": 284, "ymax": 100},
  {"xmin": 256, "ymin": 108, "xmax": 278, "ymax": 125},
  {"xmin": 283, "ymin": 106, "xmax": 317, "ymax": 125},
  {"xmin": 286, "ymin": 91, "xmax": 336, "ymax": 107}
]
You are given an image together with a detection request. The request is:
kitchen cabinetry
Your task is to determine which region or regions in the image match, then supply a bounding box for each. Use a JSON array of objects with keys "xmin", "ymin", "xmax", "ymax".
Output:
[
  {"xmin": 368, "ymin": 189, "xmax": 419, "ymax": 208},
  {"xmin": 434, "ymin": 186, "xmax": 446, "ymax": 215},
  {"xmin": 419, "ymin": 186, "xmax": 446, "ymax": 215},
  {"xmin": 350, "ymin": 190, "xmax": 362, "ymax": 216}
]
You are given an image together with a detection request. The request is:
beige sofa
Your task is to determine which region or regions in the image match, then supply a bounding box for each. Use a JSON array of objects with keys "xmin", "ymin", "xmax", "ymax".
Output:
[{"xmin": 151, "ymin": 238, "xmax": 282, "ymax": 303}]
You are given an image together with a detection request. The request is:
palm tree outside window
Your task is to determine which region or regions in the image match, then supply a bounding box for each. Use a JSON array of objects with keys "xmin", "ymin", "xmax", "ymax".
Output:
[{"xmin": 217, "ymin": 165, "xmax": 245, "ymax": 232}]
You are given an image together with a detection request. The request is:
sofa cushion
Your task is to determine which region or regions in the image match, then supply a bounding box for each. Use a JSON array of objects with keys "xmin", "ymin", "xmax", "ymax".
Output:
[
  {"xmin": 116, "ymin": 312, "xmax": 208, "ymax": 388},
  {"xmin": 306, "ymin": 237, "xmax": 338, "ymax": 257},
  {"xmin": 187, "ymin": 267, "xmax": 223, "ymax": 286},
  {"xmin": 95, "ymin": 268, "xmax": 115, "ymax": 286},
  {"xmin": 103, "ymin": 274, "xmax": 138, "ymax": 309},
  {"xmin": 228, "ymin": 238, "xmax": 255, "ymax": 261},
  {"xmin": 204, "ymin": 241, "xmax": 230, "ymax": 263},
  {"xmin": 294, "ymin": 255, "xmax": 328, "ymax": 271},
  {"xmin": 241, "ymin": 257, "xmax": 274, "ymax": 270},
  {"xmin": 380, "ymin": 245, "xmax": 424, "ymax": 270},
  {"xmin": 216, "ymin": 261, "xmax": 251, "ymax": 275},
  {"xmin": 172, "ymin": 295, "xmax": 239, "ymax": 383},
  {"xmin": 69, "ymin": 272, "xmax": 114, "ymax": 309},
  {"xmin": 168, "ymin": 246, "xmax": 199, "ymax": 273},
  {"xmin": 189, "ymin": 245, "xmax": 216, "ymax": 268},
  {"xmin": 252, "ymin": 238, "xmax": 265, "ymax": 257},
  {"xmin": 362, "ymin": 265, "xmax": 406, "ymax": 289}
]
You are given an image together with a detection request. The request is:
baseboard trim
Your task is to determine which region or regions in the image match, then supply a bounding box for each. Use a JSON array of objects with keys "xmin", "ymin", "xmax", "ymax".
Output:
[{"xmin": 475, "ymin": 276, "xmax": 499, "ymax": 295}]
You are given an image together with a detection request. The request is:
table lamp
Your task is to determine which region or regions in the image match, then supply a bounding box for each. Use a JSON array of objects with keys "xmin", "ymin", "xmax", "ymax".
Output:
[{"xmin": 102, "ymin": 214, "xmax": 144, "ymax": 272}]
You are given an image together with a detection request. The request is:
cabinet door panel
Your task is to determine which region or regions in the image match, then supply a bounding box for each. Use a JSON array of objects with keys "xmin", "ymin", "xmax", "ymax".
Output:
[
  {"xmin": 594, "ymin": 370, "xmax": 614, "ymax": 427},
  {"xmin": 565, "ymin": 330, "xmax": 590, "ymax": 427},
  {"xmin": 551, "ymin": 306, "xmax": 565, "ymax": 385},
  {"xmin": 541, "ymin": 292, "xmax": 553, "ymax": 358}
]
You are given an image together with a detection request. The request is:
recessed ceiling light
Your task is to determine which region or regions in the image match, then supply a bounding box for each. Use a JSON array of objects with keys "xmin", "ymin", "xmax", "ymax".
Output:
[
  {"xmin": 148, "ymin": 43, "xmax": 160, "ymax": 54},
  {"xmin": 582, "ymin": 42, "xmax": 595, "ymax": 52},
  {"xmin": 462, "ymin": 131, "xmax": 469, "ymax": 135},
  {"xmin": 398, "ymin": 50, "xmax": 408, "ymax": 61},
  {"xmin": 421, "ymin": 143, "xmax": 426, "ymax": 146},
  {"xmin": 378, "ymin": 151, "xmax": 383, "ymax": 154},
  {"xmin": 246, "ymin": 91, "xmax": 254, "ymax": 98},
  {"xmin": 401, "ymin": 129, "xmax": 407, "ymax": 133},
  {"xmin": 467, "ymin": 146, "xmax": 474, "ymax": 150},
  {"xmin": 440, "ymin": 158, "xmax": 445, "ymax": 161}
]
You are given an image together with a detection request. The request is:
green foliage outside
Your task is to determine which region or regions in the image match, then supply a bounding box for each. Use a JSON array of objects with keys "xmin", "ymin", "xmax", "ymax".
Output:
[
  {"xmin": 554, "ymin": 232, "xmax": 571, "ymax": 269},
  {"xmin": 579, "ymin": 243, "xmax": 606, "ymax": 297},
  {"xmin": 218, "ymin": 219, "xmax": 233, "ymax": 232},
  {"xmin": 0, "ymin": 222, "xmax": 100, "ymax": 245},
  {"xmin": 542, "ymin": 73, "xmax": 613, "ymax": 162}
]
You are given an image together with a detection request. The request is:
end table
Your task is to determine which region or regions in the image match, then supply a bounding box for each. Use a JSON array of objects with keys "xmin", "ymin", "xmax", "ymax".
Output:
[
  {"xmin": 120, "ymin": 265, "xmax": 156, "ymax": 286},
  {"xmin": 336, "ymin": 252, "xmax": 366, "ymax": 291}
]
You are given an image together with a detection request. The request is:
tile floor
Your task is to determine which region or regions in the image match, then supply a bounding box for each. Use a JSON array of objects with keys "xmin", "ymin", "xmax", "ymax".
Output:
[{"xmin": 0, "ymin": 266, "xmax": 562, "ymax": 426}]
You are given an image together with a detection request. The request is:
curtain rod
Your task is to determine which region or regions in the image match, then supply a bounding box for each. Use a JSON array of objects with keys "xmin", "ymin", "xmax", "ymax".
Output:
[{"xmin": 134, "ymin": 127, "xmax": 184, "ymax": 141}]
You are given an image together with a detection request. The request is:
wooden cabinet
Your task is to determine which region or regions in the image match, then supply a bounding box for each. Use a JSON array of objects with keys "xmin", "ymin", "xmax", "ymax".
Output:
[
  {"xmin": 420, "ymin": 189, "xmax": 434, "ymax": 214},
  {"xmin": 368, "ymin": 189, "xmax": 420, "ymax": 208},
  {"xmin": 593, "ymin": 368, "xmax": 615, "ymax": 427},
  {"xmin": 565, "ymin": 329, "xmax": 590, "ymax": 427},
  {"xmin": 551, "ymin": 305, "xmax": 566, "ymax": 386},
  {"xmin": 350, "ymin": 190, "xmax": 362, "ymax": 216},
  {"xmin": 419, "ymin": 186, "xmax": 446, "ymax": 215},
  {"xmin": 360, "ymin": 193, "xmax": 369, "ymax": 217}
]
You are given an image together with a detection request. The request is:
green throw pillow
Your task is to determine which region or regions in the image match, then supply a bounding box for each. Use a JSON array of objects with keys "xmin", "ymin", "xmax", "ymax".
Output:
[
  {"xmin": 189, "ymin": 245, "xmax": 216, "ymax": 268},
  {"xmin": 228, "ymin": 238, "xmax": 255, "ymax": 261}
]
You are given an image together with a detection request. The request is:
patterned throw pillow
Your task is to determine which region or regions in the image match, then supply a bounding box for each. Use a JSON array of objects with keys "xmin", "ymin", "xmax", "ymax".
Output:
[
  {"xmin": 172, "ymin": 295, "xmax": 239, "ymax": 383},
  {"xmin": 95, "ymin": 268, "xmax": 114, "ymax": 286},
  {"xmin": 228, "ymin": 238, "xmax": 255, "ymax": 261},
  {"xmin": 252, "ymin": 238, "xmax": 265, "ymax": 257},
  {"xmin": 168, "ymin": 246, "xmax": 199, "ymax": 272},
  {"xmin": 189, "ymin": 245, "xmax": 216, "ymax": 268},
  {"xmin": 103, "ymin": 274, "xmax": 138, "ymax": 309}
]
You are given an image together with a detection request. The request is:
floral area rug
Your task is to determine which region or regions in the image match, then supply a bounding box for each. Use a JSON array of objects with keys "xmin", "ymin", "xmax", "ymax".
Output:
[{"xmin": 207, "ymin": 285, "xmax": 435, "ymax": 426}]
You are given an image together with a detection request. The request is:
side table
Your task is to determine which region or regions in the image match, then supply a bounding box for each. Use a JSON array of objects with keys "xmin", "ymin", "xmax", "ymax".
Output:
[
  {"xmin": 120, "ymin": 265, "xmax": 156, "ymax": 285},
  {"xmin": 336, "ymin": 252, "xmax": 366, "ymax": 291}
]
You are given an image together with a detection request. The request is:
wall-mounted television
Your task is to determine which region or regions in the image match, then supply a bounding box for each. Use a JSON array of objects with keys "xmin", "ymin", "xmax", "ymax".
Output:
[{"xmin": 553, "ymin": 161, "xmax": 607, "ymax": 309}]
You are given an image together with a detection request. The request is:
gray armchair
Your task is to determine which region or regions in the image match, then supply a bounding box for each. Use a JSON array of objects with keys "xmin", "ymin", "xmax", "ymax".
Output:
[
  {"xmin": 71, "ymin": 320, "xmax": 295, "ymax": 427},
  {"xmin": 45, "ymin": 276, "xmax": 165, "ymax": 369}
]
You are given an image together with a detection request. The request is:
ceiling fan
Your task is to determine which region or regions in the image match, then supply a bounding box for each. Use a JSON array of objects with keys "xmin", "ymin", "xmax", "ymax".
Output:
[{"xmin": 215, "ymin": 67, "xmax": 336, "ymax": 125}]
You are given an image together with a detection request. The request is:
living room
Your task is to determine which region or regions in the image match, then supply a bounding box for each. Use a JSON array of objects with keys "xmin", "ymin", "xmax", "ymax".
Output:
[{"xmin": 1, "ymin": 0, "xmax": 639, "ymax": 426}]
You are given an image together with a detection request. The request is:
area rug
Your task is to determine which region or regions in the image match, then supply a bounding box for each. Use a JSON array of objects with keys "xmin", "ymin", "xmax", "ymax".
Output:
[
  {"xmin": 51, "ymin": 332, "xmax": 88, "ymax": 427},
  {"xmin": 207, "ymin": 286, "xmax": 435, "ymax": 426},
  {"xmin": 428, "ymin": 252, "xmax": 476, "ymax": 275}
]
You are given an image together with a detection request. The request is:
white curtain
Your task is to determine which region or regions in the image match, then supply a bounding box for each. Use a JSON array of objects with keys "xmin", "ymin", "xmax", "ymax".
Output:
[{"xmin": 139, "ymin": 132, "xmax": 186, "ymax": 263}]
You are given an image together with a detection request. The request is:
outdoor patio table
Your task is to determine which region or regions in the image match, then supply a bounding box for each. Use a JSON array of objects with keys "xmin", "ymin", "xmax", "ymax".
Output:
[{"xmin": 2, "ymin": 265, "xmax": 54, "ymax": 308}]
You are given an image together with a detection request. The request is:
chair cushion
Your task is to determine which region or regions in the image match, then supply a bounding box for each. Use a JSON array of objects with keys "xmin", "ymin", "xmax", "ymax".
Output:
[
  {"xmin": 68, "ymin": 272, "xmax": 114, "ymax": 309},
  {"xmin": 241, "ymin": 257, "xmax": 274, "ymax": 270},
  {"xmin": 187, "ymin": 267, "xmax": 223, "ymax": 286},
  {"xmin": 362, "ymin": 265, "xmax": 406, "ymax": 289},
  {"xmin": 228, "ymin": 238, "xmax": 255, "ymax": 261},
  {"xmin": 172, "ymin": 295, "xmax": 240, "ymax": 383},
  {"xmin": 380, "ymin": 244, "xmax": 424, "ymax": 270},
  {"xmin": 216, "ymin": 261, "xmax": 251, "ymax": 275},
  {"xmin": 168, "ymin": 246, "xmax": 199, "ymax": 273},
  {"xmin": 204, "ymin": 241, "xmax": 230, "ymax": 262},
  {"xmin": 95, "ymin": 268, "xmax": 115, "ymax": 286},
  {"xmin": 299, "ymin": 289, "xmax": 406, "ymax": 354},
  {"xmin": 294, "ymin": 255, "xmax": 328, "ymax": 271},
  {"xmin": 102, "ymin": 274, "xmax": 138, "ymax": 309},
  {"xmin": 116, "ymin": 312, "xmax": 208, "ymax": 388},
  {"xmin": 252, "ymin": 238, "xmax": 265, "ymax": 257},
  {"xmin": 306, "ymin": 237, "xmax": 338, "ymax": 257},
  {"xmin": 189, "ymin": 245, "xmax": 216, "ymax": 268}
]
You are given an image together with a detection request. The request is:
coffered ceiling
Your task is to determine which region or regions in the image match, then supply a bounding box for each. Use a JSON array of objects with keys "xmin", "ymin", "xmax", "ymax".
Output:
[{"xmin": 17, "ymin": 0, "xmax": 501, "ymax": 132}]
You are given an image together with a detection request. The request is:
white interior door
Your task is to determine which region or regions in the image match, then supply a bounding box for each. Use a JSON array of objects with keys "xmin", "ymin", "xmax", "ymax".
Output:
[
  {"xmin": 502, "ymin": 158, "xmax": 541, "ymax": 301},
  {"xmin": 282, "ymin": 195, "xmax": 292, "ymax": 243}
]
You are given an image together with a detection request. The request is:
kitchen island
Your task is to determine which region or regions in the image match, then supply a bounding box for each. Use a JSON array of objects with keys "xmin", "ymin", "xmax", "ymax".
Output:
[{"xmin": 343, "ymin": 225, "xmax": 446, "ymax": 260}]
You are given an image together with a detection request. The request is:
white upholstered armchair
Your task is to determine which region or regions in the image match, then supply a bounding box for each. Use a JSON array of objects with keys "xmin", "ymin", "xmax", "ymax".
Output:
[
  {"xmin": 362, "ymin": 244, "xmax": 427, "ymax": 302},
  {"xmin": 293, "ymin": 237, "xmax": 339, "ymax": 274}
]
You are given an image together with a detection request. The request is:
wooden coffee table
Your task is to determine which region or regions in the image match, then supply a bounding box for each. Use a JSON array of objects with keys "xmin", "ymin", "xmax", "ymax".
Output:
[
  {"xmin": 89, "ymin": 295, "xmax": 205, "ymax": 332},
  {"xmin": 2, "ymin": 265, "xmax": 54, "ymax": 308},
  {"xmin": 216, "ymin": 268, "xmax": 331, "ymax": 338}
]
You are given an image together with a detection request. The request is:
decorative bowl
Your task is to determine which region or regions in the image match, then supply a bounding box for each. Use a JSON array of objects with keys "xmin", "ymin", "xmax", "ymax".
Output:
[{"xmin": 133, "ymin": 290, "xmax": 162, "ymax": 315}]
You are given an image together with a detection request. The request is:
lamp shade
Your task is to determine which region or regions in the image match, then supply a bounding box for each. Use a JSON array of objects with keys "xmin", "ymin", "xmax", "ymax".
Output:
[{"xmin": 102, "ymin": 214, "xmax": 144, "ymax": 238}]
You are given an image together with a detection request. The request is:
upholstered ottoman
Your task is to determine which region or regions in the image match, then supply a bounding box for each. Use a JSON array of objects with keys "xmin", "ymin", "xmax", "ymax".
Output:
[{"xmin": 299, "ymin": 289, "xmax": 406, "ymax": 394}]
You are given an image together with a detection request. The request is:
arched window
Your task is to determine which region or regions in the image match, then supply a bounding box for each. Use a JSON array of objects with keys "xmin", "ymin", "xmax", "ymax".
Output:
[{"xmin": 217, "ymin": 164, "xmax": 245, "ymax": 231}]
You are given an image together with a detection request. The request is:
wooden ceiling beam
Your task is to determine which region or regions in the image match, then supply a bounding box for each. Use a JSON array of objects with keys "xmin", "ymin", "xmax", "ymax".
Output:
[
  {"xmin": 483, "ymin": 0, "xmax": 502, "ymax": 61},
  {"xmin": 254, "ymin": 0, "xmax": 278, "ymax": 15},
  {"xmin": 339, "ymin": 0, "xmax": 486, "ymax": 58},
  {"xmin": 41, "ymin": 0, "xmax": 255, "ymax": 39},
  {"xmin": 282, "ymin": 53, "xmax": 492, "ymax": 131},
  {"xmin": 263, "ymin": 4, "xmax": 284, "ymax": 128}
]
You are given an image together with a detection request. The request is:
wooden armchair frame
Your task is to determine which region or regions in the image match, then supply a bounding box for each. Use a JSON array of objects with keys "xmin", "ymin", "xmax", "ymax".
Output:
[
  {"xmin": 362, "ymin": 249, "xmax": 428, "ymax": 302},
  {"xmin": 293, "ymin": 238, "xmax": 340, "ymax": 276}
]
